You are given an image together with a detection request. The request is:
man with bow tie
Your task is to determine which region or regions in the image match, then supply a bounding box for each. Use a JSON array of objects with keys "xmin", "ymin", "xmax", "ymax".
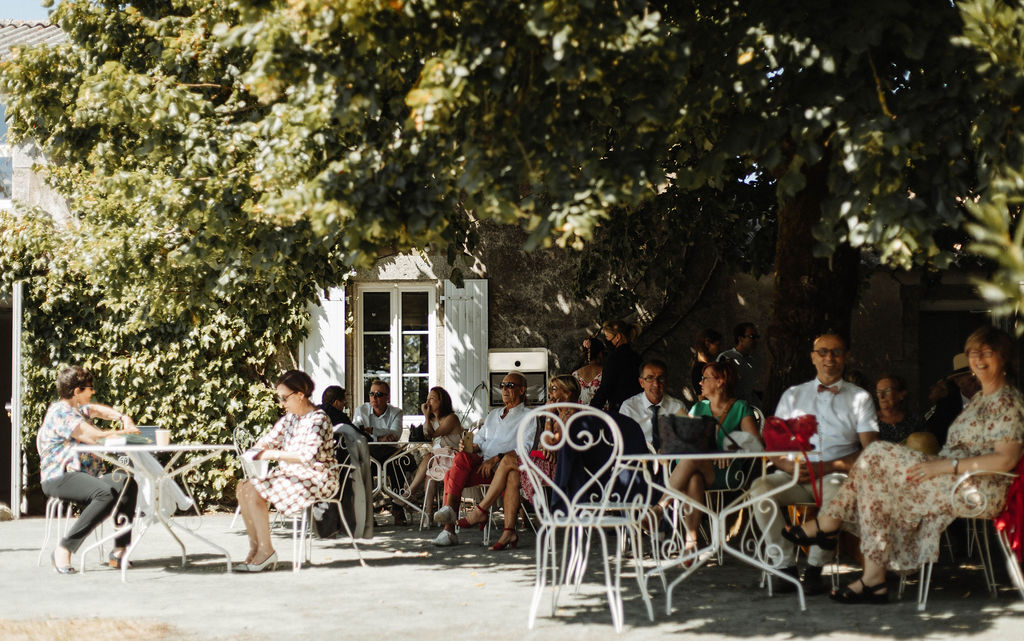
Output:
[{"xmin": 750, "ymin": 333, "xmax": 879, "ymax": 595}]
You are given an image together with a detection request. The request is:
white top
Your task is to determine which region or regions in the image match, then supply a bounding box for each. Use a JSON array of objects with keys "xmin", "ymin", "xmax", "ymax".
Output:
[
  {"xmin": 773, "ymin": 378, "xmax": 879, "ymax": 462},
  {"xmin": 619, "ymin": 392, "xmax": 686, "ymax": 444},
  {"xmin": 352, "ymin": 403, "xmax": 404, "ymax": 441},
  {"xmin": 475, "ymin": 403, "xmax": 531, "ymax": 460}
]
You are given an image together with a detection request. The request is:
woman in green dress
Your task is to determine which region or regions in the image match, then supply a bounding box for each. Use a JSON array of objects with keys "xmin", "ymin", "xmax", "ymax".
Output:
[{"xmin": 655, "ymin": 361, "xmax": 761, "ymax": 555}]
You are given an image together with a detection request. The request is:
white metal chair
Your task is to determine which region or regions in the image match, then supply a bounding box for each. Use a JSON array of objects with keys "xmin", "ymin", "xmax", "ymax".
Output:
[
  {"xmin": 283, "ymin": 461, "xmax": 366, "ymax": 571},
  {"xmin": 36, "ymin": 497, "xmax": 107, "ymax": 566},
  {"xmin": 517, "ymin": 403, "xmax": 653, "ymax": 632},
  {"xmin": 899, "ymin": 470, "xmax": 1024, "ymax": 610}
]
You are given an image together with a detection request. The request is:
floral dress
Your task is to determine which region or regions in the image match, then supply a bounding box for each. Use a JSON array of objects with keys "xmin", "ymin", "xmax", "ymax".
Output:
[
  {"xmin": 575, "ymin": 371, "xmax": 602, "ymax": 406},
  {"xmin": 822, "ymin": 385, "xmax": 1024, "ymax": 572},
  {"xmin": 36, "ymin": 401, "xmax": 103, "ymax": 483},
  {"xmin": 250, "ymin": 409, "xmax": 340, "ymax": 514}
]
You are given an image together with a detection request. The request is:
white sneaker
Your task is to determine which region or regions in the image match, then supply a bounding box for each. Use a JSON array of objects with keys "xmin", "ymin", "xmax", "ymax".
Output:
[
  {"xmin": 432, "ymin": 530, "xmax": 458, "ymax": 546},
  {"xmin": 433, "ymin": 505, "xmax": 456, "ymax": 525}
]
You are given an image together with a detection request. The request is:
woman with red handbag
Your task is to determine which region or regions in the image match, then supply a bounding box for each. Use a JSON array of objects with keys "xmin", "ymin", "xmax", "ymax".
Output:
[{"xmin": 784, "ymin": 326, "xmax": 1024, "ymax": 603}]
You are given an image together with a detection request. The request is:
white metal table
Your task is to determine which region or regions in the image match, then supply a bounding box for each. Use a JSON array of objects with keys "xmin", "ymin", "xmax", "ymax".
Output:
[
  {"xmin": 75, "ymin": 443, "xmax": 235, "ymax": 581},
  {"xmin": 617, "ymin": 450, "xmax": 808, "ymax": 613}
]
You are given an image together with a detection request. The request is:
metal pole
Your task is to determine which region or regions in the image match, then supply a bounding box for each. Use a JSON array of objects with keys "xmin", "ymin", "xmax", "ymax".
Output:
[{"xmin": 10, "ymin": 280, "xmax": 22, "ymax": 518}]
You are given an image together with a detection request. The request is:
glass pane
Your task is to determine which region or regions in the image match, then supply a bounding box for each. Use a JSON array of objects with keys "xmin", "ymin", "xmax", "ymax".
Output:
[
  {"xmin": 363, "ymin": 291, "xmax": 390, "ymax": 332},
  {"xmin": 402, "ymin": 334, "xmax": 428, "ymax": 374},
  {"xmin": 362, "ymin": 334, "xmax": 390, "ymax": 379},
  {"xmin": 0, "ymin": 157, "xmax": 11, "ymax": 200},
  {"xmin": 402, "ymin": 376, "xmax": 428, "ymax": 415},
  {"xmin": 401, "ymin": 291, "xmax": 429, "ymax": 331}
]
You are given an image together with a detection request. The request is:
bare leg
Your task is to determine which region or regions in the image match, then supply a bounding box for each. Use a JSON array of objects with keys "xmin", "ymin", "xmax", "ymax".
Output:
[
  {"xmin": 237, "ymin": 480, "xmax": 274, "ymax": 563},
  {"xmin": 682, "ymin": 472, "xmax": 709, "ymax": 549},
  {"xmin": 236, "ymin": 480, "xmax": 260, "ymax": 563},
  {"xmin": 494, "ymin": 469, "xmax": 522, "ymax": 547},
  {"xmin": 405, "ymin": 455, "xmax": 431, "ymax": 496}
]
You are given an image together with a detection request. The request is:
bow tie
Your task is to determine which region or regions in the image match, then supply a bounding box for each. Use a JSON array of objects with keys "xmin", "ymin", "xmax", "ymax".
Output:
[{"xmin": 817, "ymin": 384, "xmax": 838, "ymax": 395}]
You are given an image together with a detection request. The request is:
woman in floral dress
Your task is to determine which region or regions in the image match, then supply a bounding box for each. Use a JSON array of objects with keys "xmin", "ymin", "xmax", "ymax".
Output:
[
  {"xmin": 235, "ymin": 370, "xmax": 340, "ymax": 571},
  {"xmin": 784, "ymin": 326, "xmax": 1024, "ymax": 603}
]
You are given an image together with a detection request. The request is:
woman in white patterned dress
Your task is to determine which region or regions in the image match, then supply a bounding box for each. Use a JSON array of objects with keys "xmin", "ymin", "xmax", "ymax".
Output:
[
  {"xmin": 783, "ymin": 326, "xmax": 1024, "ymax": 603},
  {"xmin": 572, "ymin": 335, "xmax": 604, "ymax": 405},
  {"xmin": 235, "ymin": 370, "xmax": 340, "ymax": 572}
]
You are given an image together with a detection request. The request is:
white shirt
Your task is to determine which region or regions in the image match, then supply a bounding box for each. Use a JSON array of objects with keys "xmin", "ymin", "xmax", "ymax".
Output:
[
  {"xmin": 352, "ymin": 403, "xmax": 403, "ymax": 441},
  {"xmin": 475, "ymin": 403, "xmax": 531, "ymax": 460},
  {"xmin": 773, "ymin": 378, "xmax": 878, "ymax": 462},
  {"xmin": 619, "ymin": 392, "xmax": 685, "ymax": 444}
]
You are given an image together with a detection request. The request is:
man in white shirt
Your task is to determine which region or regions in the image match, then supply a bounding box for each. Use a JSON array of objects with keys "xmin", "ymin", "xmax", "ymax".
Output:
[
  {"xmin": 750, "ymin": 333, "xmax": 879, "ymax": 595},
  {"xmin": 352, "ymin": 379, "xmax": 403, "ymax": 442},
  {"xmin": 717, "ymin": 322, "xmax": 762, "ymax": 409},
  {"xmin": 619, "ymin": 358, "xmax": 685, "ymax": 451},
  {"xmin": 432, "ymin": 371, "xmax": 532, "ymax": 546}
]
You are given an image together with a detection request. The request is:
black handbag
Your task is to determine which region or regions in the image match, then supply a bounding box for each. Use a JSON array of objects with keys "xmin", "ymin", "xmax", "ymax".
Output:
[{"xmin": 656, "ymin": 414, "xmax": 717, "ymax": 454}]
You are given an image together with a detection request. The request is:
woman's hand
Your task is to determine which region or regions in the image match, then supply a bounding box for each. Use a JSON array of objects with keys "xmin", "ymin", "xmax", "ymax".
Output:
[
  {"xmin": 421, "ymin": 402, "xmax": 431, "ymax": 417},
  {"xmin": 906, "ymin": 458, "xmax": 948, "ymax": 483}
]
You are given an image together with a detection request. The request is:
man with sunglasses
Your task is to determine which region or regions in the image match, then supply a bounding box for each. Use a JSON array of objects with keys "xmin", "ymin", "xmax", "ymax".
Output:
[
  {"xmin": 749, "ymin": 333, "xmax": 878, "ymax": 596},
  {"xmin": 717, "ymin": 322, "xmax": 762, "ymax": 409},
  {"xmin": 432, "ymin": 371, "xmax": 533, "ymax": 546},
  {"xmin": 353, "ymin": 379, "xmax": 403, "ymax": 442}
]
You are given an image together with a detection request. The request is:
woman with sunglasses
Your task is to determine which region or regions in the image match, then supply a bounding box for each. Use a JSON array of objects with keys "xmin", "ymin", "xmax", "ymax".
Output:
[
  {"xmin": 37, "ymin": 365, "xmax": 141, "ymax": 574},
  {"xmin": 235, "ymin": 370, "xmax": 340, "ymax": 571}
]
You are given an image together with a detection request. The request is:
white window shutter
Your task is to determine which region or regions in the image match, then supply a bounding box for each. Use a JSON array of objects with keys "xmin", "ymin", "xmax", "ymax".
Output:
[
  {"xmin": 301, "ymin": 287, "xmax": 346, "ymax": 400},
  {"xmin": 444, "ymin": 279, "xmax": 488, "ymax": 425}
]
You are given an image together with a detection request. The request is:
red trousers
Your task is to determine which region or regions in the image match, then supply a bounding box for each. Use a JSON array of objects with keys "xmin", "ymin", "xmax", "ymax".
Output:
[{"xmin": 443, "ymin": 451, "xmax": 493, "ymax": 502}]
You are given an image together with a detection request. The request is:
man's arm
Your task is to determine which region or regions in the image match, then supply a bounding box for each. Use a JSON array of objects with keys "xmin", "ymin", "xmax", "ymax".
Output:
[{"xmin": 380, "ymin": 408, "xmax": 404, "ymax": 442}]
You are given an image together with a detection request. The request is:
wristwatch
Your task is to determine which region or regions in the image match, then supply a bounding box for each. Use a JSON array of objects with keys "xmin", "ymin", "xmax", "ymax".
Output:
[{"xmin": 951, "ymin": 458, "xmax": 959, "ymax": 475}]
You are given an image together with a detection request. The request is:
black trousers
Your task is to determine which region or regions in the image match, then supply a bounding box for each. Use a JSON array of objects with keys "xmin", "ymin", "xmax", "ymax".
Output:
[{"xmin": 41, "ymin": 471, "xmax": 138, "ymax": 553}]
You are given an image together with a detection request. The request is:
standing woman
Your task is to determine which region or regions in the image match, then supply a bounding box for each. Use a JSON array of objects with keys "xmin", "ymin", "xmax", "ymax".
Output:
[
  {"xmin": 783, "ymin": 326, "xmax": 1024, "ymax": 603},
  {"xmin": 236, "ymin": 370, "xmax": 340, "ymax": 571},
  {"xmin": 37, "ymin": 365, "xmax": 141, "ymax": 573},
  {"xmin": 589, "ymin": 319, "xmax": 642, "ymax": 412},
  {"xmin": 572, "ymin": 336, "xmax": 605, "ymax": 405}
]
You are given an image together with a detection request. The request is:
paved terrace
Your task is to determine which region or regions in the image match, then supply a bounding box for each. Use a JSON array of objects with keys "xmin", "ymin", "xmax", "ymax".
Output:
[{"xmin": 1, "ymin": 512, "xmax": 1023, "ymax": 640}]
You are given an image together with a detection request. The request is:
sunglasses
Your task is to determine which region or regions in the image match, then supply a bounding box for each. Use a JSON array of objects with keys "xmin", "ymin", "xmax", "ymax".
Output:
[
  {"xmin": 498, "ymin": 382, "xmax": 521, "ymax": 390},
  {"xmin": 277, "ymin": 391, "xmax": 295, "ymax": 403},
  {"xmin": 369, "ymin": 391, "xmax": 388, "ymax": 398}
]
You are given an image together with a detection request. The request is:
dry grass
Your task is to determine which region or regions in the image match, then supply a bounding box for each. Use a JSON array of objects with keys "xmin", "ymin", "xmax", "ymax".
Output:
[{"xmin": 0, "ymin": 619, "xmax": 188, "ymax": 641}]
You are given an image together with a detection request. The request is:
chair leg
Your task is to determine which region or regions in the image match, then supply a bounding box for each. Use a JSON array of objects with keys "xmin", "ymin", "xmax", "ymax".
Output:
[
  {"xmin": 917, "ymin": 560, "xmax": 934, "ymax": 611},
  {"xmin": 996, "ymin": 528, "xmax": 1024, "ymax": 600}
]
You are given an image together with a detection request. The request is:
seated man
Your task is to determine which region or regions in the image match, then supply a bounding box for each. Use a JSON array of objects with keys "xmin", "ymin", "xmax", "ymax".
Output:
[
  {"xmin": 320, "ymin": 384, "xmax": 352, "ymax": 427},
  {"xmin": 619, "ymin": 358, "xmax": 684, "ymax": 451},
  {"xmin": 353, "ymin": 379, "xmax": 406, "ymax": 525},
  {"xmin": 750, "ymin": 333, "xmax": 878, "ymax": 594},
  {"xmin": 432, "ymin": 371, "xmax": 532, "ymax": 546}
]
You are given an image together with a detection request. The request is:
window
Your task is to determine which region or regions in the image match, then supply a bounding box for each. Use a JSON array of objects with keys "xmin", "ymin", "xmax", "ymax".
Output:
[{"xmin": 356, "ymin": 284, "xmax": 436, "ymax": 416}]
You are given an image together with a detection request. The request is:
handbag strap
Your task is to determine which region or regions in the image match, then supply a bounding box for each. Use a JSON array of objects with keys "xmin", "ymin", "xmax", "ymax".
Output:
[{"xmin": 781, "ymin": 418, "xmax": 824, "ymax": 506}]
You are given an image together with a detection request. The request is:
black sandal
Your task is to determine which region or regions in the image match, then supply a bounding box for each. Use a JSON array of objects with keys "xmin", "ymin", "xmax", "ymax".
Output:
[
  {"xmin": 830, "ymin": 578, "xmax": 889, "ymax": 604},
  {"xmin": 781, "ymin": 518, "xmax": 839, "ymax": 550}
]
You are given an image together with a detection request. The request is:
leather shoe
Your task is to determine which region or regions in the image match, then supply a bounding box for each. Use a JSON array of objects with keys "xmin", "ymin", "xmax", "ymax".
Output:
[
  {"xmin": 802, "ymin": 565, "xmax": 827, "ymax": 596},
  {"xmin": 771, "ymin": 566, "xmax": 800, "ymax": 594}
]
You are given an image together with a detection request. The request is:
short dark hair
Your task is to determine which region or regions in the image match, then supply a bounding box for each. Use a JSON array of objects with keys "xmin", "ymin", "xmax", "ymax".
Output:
[
  {"xmin": 276, "ymin": 370, "xmax": 315, "ymax": 398},
  {"xmin": 428, "ymin": 386, "xmax": 455, "ymax": 417},
  {"xmin": 702, "ymin": 360, "xmax": 738, "ymax": 398},
  {"xmin": 56, "ymin": 365, "xmax": 93, "ymax": 400},
  {"xmin": 322, "ymin": 385, "xmax": 345, "ymax": 406},
  {"xmin": 733, "ymin": 322, "xmax": 756, "ymax": 343},
  {"xmin": 369, "ymin": 378, "xmax": 390, "ymax": 393},
  {"xmin": 639, "ymin": 358, "xmax": 668, "ymax": 377}
]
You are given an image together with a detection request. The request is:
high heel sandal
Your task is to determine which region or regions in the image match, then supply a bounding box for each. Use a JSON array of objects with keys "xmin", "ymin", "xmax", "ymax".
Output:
[
  {"xmin": 490, "ymin": 527, "xmax": 518, "ymax": 551},
  {"xmin": 781, "ymin": 518, "xmax": 839, "ymax": 550},
  {"xmin": 244, "ymin": 551, "xmax": 278, "ymax": 572},
  {"xmin": 51, "ymin": 550, "xmax": 76, "ymax": 575},
  {"xmin": 456, "ymin": 506, "xmax": 487, "ymax": 530},
  {"xmin": 830, "ymin": 578, "xmax": 889, "ymax": 604}
]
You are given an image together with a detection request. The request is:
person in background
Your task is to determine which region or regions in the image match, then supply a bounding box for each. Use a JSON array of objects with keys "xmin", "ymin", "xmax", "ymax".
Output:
[
  {"xmin": 573, "ymin": 335, "xmax": 605, "ymax": 405},
  {"xmin": 717, "ymin": 322, "xmax": 762, "ymax": 409},
  {"xmin": 619, "ymin": 358, "xmax": 685, "ymax": 450},
  {"xmin": 589, "ymin": 319, "xmax": 642, "ymax": 412},
  {"xmin": 690, "ymin": 328, "xmax": 723, "ymax": 400},
  {"xmin": 320, "ymin": 385, "xmax": 351, "ymax": 427},
  {"xmin": 403, "ymin": 386, "xmax": 464, "ymax": 512},
  {"xmin": 236, "ymin": 370, "xmax": 340, "ymax": 571},
  {"xmin": 352, "ymin": 379, "xmax": 403, "ymax": 442},
  {"xmin": 37, "ymin": 365, "xmax": 141, "ymax": 574},
  {"xmin": 874, "ymin": 374, "xmax": 923, "ymax": 443}
]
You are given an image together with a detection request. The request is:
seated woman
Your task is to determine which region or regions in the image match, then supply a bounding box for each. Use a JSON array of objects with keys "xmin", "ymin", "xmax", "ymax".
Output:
[
  {"xmin": 403, "ymin": 386, "xmax": 463, "ymax": 511},
  {"xmin": 235, "ymin": 370, "xmax": 340, "ymax": 571},
  {"xmin": 651, "ymin": 361, "xmax": 760, "ymax": 556},
  {"xmin": 457, "ymin": 375, "xmax": 580, "ymax": 550},
  {"xmin": 875, "ymin": 373, "xmax": 924, "ymax": 444},
  {"xmin": 784, "ymin": 326, "xmax": 1024, "ymax": 603},
  {"xmin": 37, "ymin": 365, "xmax": 141, "ymax": 574}
]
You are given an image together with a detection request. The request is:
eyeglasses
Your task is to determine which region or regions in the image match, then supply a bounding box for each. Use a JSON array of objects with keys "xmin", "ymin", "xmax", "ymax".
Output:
[
  {"xmin": 641, "ymin": 376, "xmax": 666, "ymax": 384},
  {"xmin": 80, "ymin": 385, "xmax": 94, "ymax": 391},
  {"xmin": 369, "ymin": 391, "xmax": 388, "ymax": 398},
  {"xmin": 876, "ymin": 388, "xmax": 896, "ymax": 397},
  {"xmin": 812, "ymin": 348, "xmax": 846, "ymax": 358},
  {"xmin": 700, "ymin": 376, "xmax": 719, "ymax": 382},
  {"xmin": 277, "ymin": 391, "xmax": 295, "ymax": 403},
  {"xmin": 498, "ymin": 382, "xmax": 521, "ymax": 390},
  {"xmin": 967, "ymin": 349, "xmax": 995, "ymax": 360},
  {"xmin": 744, "ymin": 334, "xmax": 760, "ymax": 339}
]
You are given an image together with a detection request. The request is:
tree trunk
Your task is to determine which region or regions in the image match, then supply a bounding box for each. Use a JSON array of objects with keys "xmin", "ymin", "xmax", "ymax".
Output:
[{"xmin": 765, "ymin": 160, "xmax": 862, "ymax": 410}]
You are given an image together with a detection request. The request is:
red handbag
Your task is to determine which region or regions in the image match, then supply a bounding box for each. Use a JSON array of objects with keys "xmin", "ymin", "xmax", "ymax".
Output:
[{"xmin": 763, "ymin": 414, "xmax": 824, "ymax": 506}]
